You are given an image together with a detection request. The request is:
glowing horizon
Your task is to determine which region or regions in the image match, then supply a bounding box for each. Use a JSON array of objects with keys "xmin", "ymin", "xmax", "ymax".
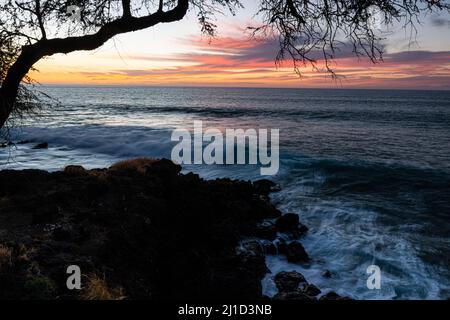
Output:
[{"xmin": 30, "ymin": 4, "xmax": 450, "ymax": 90}]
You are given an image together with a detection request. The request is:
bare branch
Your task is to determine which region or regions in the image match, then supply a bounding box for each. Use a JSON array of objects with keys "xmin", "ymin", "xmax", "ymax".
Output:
[
  {"xmin": 35, "ymin": 0, "xmax": 47, "ymax": 39},
  {"xmin": 122, "ymin": 0, "xmax": 132, "ymax": 17}
]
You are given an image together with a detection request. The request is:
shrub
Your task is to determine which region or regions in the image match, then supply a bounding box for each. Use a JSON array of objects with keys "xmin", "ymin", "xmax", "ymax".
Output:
[
  {"xmin": 0, "ymin": 245, "xmax": 12, "ymax": 271},
  {"xmin": 81, "ymin": 274, "xmax": 125, "ymax": 300}
]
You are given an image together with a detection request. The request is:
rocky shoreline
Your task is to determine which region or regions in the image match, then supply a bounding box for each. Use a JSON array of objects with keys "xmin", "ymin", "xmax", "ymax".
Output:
[{"xmin": 0, "ymin": 158, "xmax": 347, "ymax": 300}]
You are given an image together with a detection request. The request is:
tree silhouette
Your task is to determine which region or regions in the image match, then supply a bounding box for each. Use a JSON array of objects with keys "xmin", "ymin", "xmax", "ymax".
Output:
[{"xmin": 0, "ymin": 0, "xmax": 448, "ymax": 130}]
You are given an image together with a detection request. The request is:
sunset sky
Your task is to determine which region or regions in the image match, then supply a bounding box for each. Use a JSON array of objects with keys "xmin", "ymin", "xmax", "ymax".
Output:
[{"xmin": 32, "ymin": 1, "xmax": 450, "ymax": 89}]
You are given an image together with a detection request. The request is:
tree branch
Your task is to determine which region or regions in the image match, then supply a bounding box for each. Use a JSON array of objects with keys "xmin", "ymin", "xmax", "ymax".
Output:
[
  {"xmin": 14, "ymin": 1, "xmax": 47, "ymax": 39},
  {"xmin": 35, "ymin": 0, "xmax": 47, "ymax": 39},
  {"xmin": 0, "ymin": 0, "xmax": 189, "ymax": 128},
  {"xmin": 286, "ymin": 0, "xmax": 305, "ymax": 24},
  {"xmin": 122, "ymin": 0, "xmax": 132, "ymax": 17}
]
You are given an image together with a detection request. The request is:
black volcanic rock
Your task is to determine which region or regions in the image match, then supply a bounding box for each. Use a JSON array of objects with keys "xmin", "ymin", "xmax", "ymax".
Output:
[
  {"xmin": 260, "ymin": 240, "xmax": 277, "ymax": 255},
  {"xmin": 275, "ymin": 213, "xmax": 299, "ymax": 230},
  {"xmin": 251, "ymin": 220, "xmax": 277, "ymax": 240},
  {"xmin": 253, "ymin": 179, "xmax": 280, "ymax": 195},
  {"xmin": 285, "ymin": 241, "xmax": 309, "ymax": 263},
  {"xmin": 0, "ymin": 158, "xmax": 344, "ymax": 301},
  {"xmin": 274, "ymin": 271, "xmax": 306, "ymax": 293},
  {"xmin": 0, "ymin": 158, "xmax": 281, "ymax": 300},
  {"xmin": 275, "ymin": 213, "xmax": 309, "ymax": 236},
  {"xmin": 303, "ymin": 284, "xmax": 322, "ymax": 297}
]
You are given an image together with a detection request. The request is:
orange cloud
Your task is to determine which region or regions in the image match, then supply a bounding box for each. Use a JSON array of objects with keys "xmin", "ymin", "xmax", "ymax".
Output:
[{"xmin": 32, "ymin": 35, "xmax": 450, "ymax": 89}]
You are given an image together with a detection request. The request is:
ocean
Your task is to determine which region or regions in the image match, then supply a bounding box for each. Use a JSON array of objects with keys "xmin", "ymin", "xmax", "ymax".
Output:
[{"xmin": 1, "ymin": 86, "xmax": 449, "ymax": 299}]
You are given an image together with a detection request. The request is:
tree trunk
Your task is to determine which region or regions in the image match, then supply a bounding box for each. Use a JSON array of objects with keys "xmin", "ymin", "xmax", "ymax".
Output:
[
  {"xmin": 0, "ymin": 90, "xmax": 13, "ymax": 130},
  {"xmin": 0, "ymin": 0, "xmax": 189, "ymax": 130},
  {"xmin": 0, "ymin": 44, "xmax": 44, "ymax": 129}
]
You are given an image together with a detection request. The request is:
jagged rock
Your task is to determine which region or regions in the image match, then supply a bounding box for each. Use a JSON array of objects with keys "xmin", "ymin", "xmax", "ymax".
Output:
[
  {"xmin": 145, "ymin": 158, "xmax": 181, "ymax": 177},
  {"xmin": 275, "ymin": 213, "xmax": 299, "ymax": 230},
  {"xmin": 285, "ymin": 241, "xmax": 309, "ymax": 263},
  {"xmin": 274, "ymin": 271, "xmax": 306, "ymax": 293},
  {"xmin": 0, "ymin": 159, "xmax": 282, "ymax": 300},
  {"xmin": 241, "ymin": 239, "xmax": 277, "ymax": 255},
  {"xmin": 260, "ymin": 240, "xmax": 277, "ymax": 255},
  {"xmin": 275, "ymin": 213, "xmax": 308, "ymax": 236},
  {"xmin": 253, "ymin": 179, "xmax": 280, "ymax": 195},
  {"xmin": 302, "ymin": 283, "xmax": 322, "ymax": 297},
  {"xmin": 239, "ymin": 240, "xmax": 265, "ymax": 257},
  {"xmin": 252, "ymin": 221, "xmax": 277, "ymax": 240}
]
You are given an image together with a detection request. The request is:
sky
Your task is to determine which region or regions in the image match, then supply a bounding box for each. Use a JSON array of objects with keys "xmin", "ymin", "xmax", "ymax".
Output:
[{"xmin": 31, "ymin": 1, "xmax": 450, "ymax": 89}]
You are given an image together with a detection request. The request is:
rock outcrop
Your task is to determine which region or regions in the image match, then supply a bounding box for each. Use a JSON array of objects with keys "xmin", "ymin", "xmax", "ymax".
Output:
[{"xmin": 0, "ymin": 158, "xmax": 347, "ymax": 300}]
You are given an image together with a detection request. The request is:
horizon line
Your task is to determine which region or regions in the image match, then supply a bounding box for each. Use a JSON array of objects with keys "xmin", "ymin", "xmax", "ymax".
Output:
[{"xmin": 34, "ymin": 83, "xmax": 450, "ymax": 91}]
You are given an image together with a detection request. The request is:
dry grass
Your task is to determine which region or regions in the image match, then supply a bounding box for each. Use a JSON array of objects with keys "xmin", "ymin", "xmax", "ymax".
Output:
[
  {"xmin": 17, "ymin": 244, "xmax": 36, "ymax": 264},
  {"xmin": 0, "ymin": 244, "xmax": 12, "ymax": 271},
  {"xmin": 110, "ymin": 157, "xmax": 157, "ymax": 174},
  {"xmin": 81, "ymin": 274, "xmax": 125, "ymax": 300}
]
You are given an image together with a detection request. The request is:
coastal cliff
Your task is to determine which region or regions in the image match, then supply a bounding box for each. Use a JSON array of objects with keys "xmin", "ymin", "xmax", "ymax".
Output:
[{"xmin": 0, "ymin": 158, "xmax": 346, "ymax": 300}]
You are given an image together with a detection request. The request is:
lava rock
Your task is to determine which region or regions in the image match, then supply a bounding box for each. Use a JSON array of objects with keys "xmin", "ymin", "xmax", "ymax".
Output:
[
  {"xmin": 275, "ymin": 213, "xmax": 308, "ymax": 236},
  {"xmin": 145, "ymin": 158, "xmax": 181, "ymax": 177},
  {"xmin": 274, "ymin": 271, "xmax": 306, "ymax": 293},
  {"xmin": 252, "ymin": 221, "xmax": 277, "ymax": 240},
  {"xmin": 275, "ymin": 213, "xmax": 299, "ymax": 230},
  {"xmin": 253, "ymin": 179, "xmax": 280, "ymax": 195},
  {"xmin": 285, "ymin": 241, "xmax": 309, "ymax": 263},
  {"xmin": 235, "ymin": 243, "xmax": 269, "ymax": 280},
  {"xmin": 260, "ymin": 240, "xmax": 277, "ymax": 255},
  {"xmin": 239, "ymin": 240, "xmax": 265, "ymax": 257},
  {"xmin": 302, "ymin": 284, "xmax": 322, "ymax": 297},
  {"xmin": 0, "ymin": 158, "xmax": 330, "ymax": 300}
]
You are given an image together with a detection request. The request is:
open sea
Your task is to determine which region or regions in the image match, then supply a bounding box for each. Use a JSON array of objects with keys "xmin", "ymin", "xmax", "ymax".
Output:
[{"xmin": 1, "ymin": 86, "xmax": 449, "ymax": 299}]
